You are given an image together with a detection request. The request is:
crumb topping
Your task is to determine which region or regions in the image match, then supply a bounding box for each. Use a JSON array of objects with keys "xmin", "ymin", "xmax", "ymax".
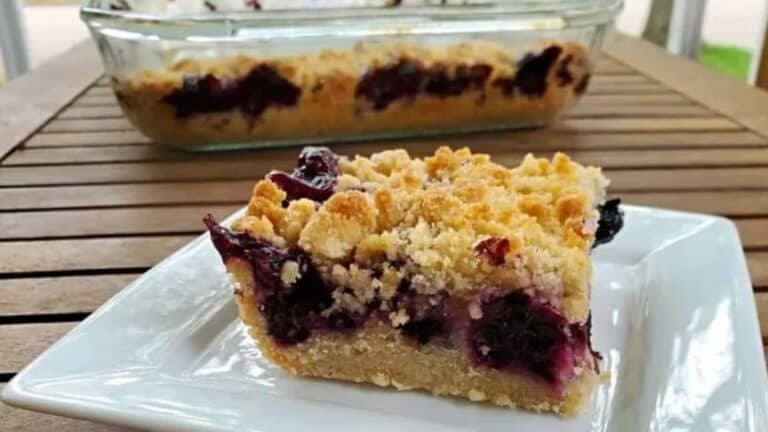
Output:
[
  {"xmin": 121, "ymin": 39, "xmax": 588, "ymax": 109},
  {"xmin": 241, "ymin": 146, "xmax": 607, "ymax": 322}
]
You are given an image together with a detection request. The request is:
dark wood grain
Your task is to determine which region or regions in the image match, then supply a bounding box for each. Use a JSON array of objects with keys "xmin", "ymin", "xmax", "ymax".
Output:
[
  {"xmin": 42, "ymin": 118, "xmax": 133, "ymax": 133},
  {"xmin": 756, "ymin": 23, "xmax": 768, "ymax": 90},
  {"xmin": 6, "ymin": 145, "xmax": 768, "ymax": 168},
  {"xmin": 0, "ymin": 275, "xmax": 137, "ymax": 317},
  {"xmin": 748, "ymin": 252, "xmax": 768, "ymax": 287},
  {"xmin": 618, "ymin": 191, "xmax": 768, "ymax": 217},
  {"xmin": 608, "ymin": 167, "xmax": 768, "ymax": 191},
  {"xmin": 1, "ymin": 385, "xmax": 131, "ymax": 432},
  {"xmin": 0, "ymin": 205, "xmax": 241, "ymax": 239},
  {"xmin": 57, "ymin": 105, "xmax": 124, "ymax": 119},
  {"xmin": 0, "ymin": 387, "xmax": 131, "ymax": 432},
  {"xmin": 0, "ymin": 236, "xmax": 193, "ymax": 274},
  {"xmin": 734, "ymin": 219, "xmax": 768, "ymax": 249},
  {"xmin": 25, "ymin": 130, "xmax": 151, "ymax": 147},
  {"xmin": 0, "ymin": 181, "xmax": 253, "ymax": 210},
  {"xmin": 0, "ymin": 39, "xmax": 102, "ymax": 160},
  {"xmin": 565, "ymin": 104, "xmax": 713, "ymax": 118},
  {"xmin": 0, "ymin": 323, "xmax": 76, "ymax": 373},
  {"xmin": 605, "ymin": 31, "xmax": 768, "ymax": 138}
]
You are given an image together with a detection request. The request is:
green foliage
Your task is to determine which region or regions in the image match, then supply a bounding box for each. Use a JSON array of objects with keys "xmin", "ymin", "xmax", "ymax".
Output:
[{"xmin": 698, "ymin": 43, "xmax": 752, "ymax": 81}]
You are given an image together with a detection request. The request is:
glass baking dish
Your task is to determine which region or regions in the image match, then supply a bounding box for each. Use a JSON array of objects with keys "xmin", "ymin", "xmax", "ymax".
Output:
[{"xmin": 81, "ymin": 0, "xmax": 622, "ymax": 151}]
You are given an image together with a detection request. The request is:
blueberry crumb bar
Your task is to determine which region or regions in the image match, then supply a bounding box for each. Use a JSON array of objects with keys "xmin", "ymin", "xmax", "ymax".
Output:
[
  {"xmin": 205, "ymin": 146, "xmax": 623, "ymax": 415},
  {"xmin": 115, "ymin": 40, "xmax": 591, "ymax": 148}
]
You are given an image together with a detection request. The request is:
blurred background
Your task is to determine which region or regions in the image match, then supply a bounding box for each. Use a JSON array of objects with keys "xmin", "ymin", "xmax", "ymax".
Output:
[{"xmin": 1, "ymin": 0, "xmax": 767, "ymax": 86}]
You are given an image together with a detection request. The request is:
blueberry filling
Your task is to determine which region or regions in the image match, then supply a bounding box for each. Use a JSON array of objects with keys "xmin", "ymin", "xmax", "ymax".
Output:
[
  {"xmin": 205, "ymin": 215, "xmax": 360, "ymax": 345},
  {"xmin": 594, "ymin": 198, "xmax": 624, "ymax": 247},
  {"xmin": 574, "ymin": 73, "xmax": 591, "ymax": 95},
  {"xmin": 163, "ymin": 65, "xmax": 300, "ymax": 119},
  {"xmin": 494, "ymin": 45, "xmax": 564, "ymax": 97},
  {"xmin": 556, "ymin": 55, "xmax": 574, "ymax": 86},
  {"xmin": 473, "ymin": 237, "xmax": 511, "ymax": 266},
  {"xmin": 355, "ymin": 59, "xmax": 425, "ymax": 110},
  {"xmin": 468, "ymin": 291, "xmax": 591, "ymax": 383},
  {"xmin": 393, "ymin": 288, "xmax": 450, "ymax": 345},
  {"xmin": 424, "ymin": 64, "xmax": 493, "ymax": 97},
  {"xmin": 355, "ymin": 59, "xmax": 493, "ymax": 110},
  {"xmin": 266, "ymin": 146, "xmax": 340, "ymax": 204}
]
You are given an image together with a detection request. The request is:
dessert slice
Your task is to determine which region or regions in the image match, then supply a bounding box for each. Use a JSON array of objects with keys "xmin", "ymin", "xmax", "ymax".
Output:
[
  {"xmin": 114, "ymin": 40, "xmax": 590, "ymax": 148},
  {"xmin": 205, "ymin": 146, "xmax": 623, "ymax": 416}
]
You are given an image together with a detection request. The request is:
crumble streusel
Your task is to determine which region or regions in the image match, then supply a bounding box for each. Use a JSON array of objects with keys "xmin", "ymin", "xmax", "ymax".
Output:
[
  {"xmin": 205, "ymin": 146, "xmax": 623, "ymax": 415},
  {"xmin": 114, "ymin": 40, "xmax": 591, "ymax": 148}
]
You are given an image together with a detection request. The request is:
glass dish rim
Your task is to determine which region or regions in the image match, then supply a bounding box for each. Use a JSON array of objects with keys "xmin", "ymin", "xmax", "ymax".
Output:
[{"xmin": 80, "ymin": 0, "xmax": 623, "ymax": 31}]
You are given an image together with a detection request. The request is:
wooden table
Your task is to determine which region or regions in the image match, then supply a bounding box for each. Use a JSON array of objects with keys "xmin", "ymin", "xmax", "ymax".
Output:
[{"xmin": 1, "ymin": 31, "xmax": 767, "ymax": 430}]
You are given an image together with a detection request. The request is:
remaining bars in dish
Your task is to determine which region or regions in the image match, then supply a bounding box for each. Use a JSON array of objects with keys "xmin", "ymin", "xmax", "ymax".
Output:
[
  {"xmin": 114, "ymin": 40, "xmax": 591, "ymax": 148},
  {"xmin": 206, "ymin": 146, "xmax": 623, "ymax": 415}
]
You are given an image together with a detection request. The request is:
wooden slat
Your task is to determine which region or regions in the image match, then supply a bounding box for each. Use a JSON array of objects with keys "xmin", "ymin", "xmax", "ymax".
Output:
[
  {"xmin": 589, "ymin": 74, "xmax": 652, "ymax": 84},
  {"xmin": 72, "ymin": 94, "xmax": 119, "ymax": 107},
  {"xmin": 553, "ymin": 148, "xmax": 768, "ymax": 168},
  {"xmin": 0, "ymin": 205, "xmax": 241, "ymax": 239},
  {"xmin": 756, "ymin": 21, "xmax": 768, "ymax": 90},
  {"xmin": 619, "ymin": 191, "xmax": 768, "ymax": 217},
  {"xmin": 748, "ymin": 252, "xmax": 768, "ymax": 287},
  {"xmin": 42, "ymin": 118, "xmax": 134, "ymax": 133},
  {"xmin": 5, "ymin": 154, "xmax": 768, "ymax": 211},
  {"xmin": 57, "ymin": 105, "xmax": 125, "ymax": 119},
  {"xmin": 85, "ymin": 86, "xmax": 113, "ymax": 96},
  {"xmin": 757, "ymin": 292, "xmax": 768, "ymax": 336},
  {"xmin": 25, "ymin": 130, "xmax": 151, "ymax": 147},
  {"xmin": 579, "ymin": 93, "xmax": 691, "ymax": 105},
  {"xmin": 9, "ymin": 139, "xmax": 767, "ymax": 168},
  {"xmin": 0, "ymin": 181, "xmax": 253, "ymax": 211},
  {"xmin": 734, "ymin": 219, "xmax": 768, "ymax": 249},
  {"xmin": 0, "ymin": 40, "xmax": 102, "ymax": 160},
  {"xmin": 23, "ymin": 128, "xmax": 764, "ymax": 154},
  {"xmin": 0, "ymin": 323, "xmax": 75, "ymax": 373},
  {"xmin": 553, "ymin": 117, "xmax": 741, "ymax": 133},
  {"xmin": 594, "ymin": 58, "xmax": 636, "ymax": 75},
  {"xmin": 0, "ymin": 236, "xmax": 193, "ymax": 274},
  {"xmin": 565, "ymin": 104, "xmax": 713, "ymax": 118},
  {"xmin": 0, "ymin": 275, "xmax": 136, "ymax": 317},
  {"xmin": 5, "ymin": 145, "xmax": 182, "ymax": 165},
  {"xmin": 0, "ymin": 160, "xmax": 264, "ymax": 186},
  {"xmin": 1, "ymin": 389, "xmax": 129, "ymax": 432},
  {"xmin": 586, "ymin": 82, "xmax": 671, "ymax": 94},
  {"xmin": 2, "ymin": 132, "xmax": 766, "ymax": 187},
  {"xmin": 605, "ymin": 31, "xmax": 768, "ymax": 139},
  {"xmin": 607, "ymin": 167, "xmax": 768, "ymax": 191}
]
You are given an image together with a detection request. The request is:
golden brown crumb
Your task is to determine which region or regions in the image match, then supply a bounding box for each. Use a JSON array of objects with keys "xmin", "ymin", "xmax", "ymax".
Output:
[{"xmin": 243, "ymin": 146, "xmax": 606, "ymax": 322}]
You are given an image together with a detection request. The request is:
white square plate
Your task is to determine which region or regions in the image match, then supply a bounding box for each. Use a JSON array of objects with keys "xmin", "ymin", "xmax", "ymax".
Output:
[{"xmin": 4, "ymin": 206, "xmax": 768, "ymax": 431}]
